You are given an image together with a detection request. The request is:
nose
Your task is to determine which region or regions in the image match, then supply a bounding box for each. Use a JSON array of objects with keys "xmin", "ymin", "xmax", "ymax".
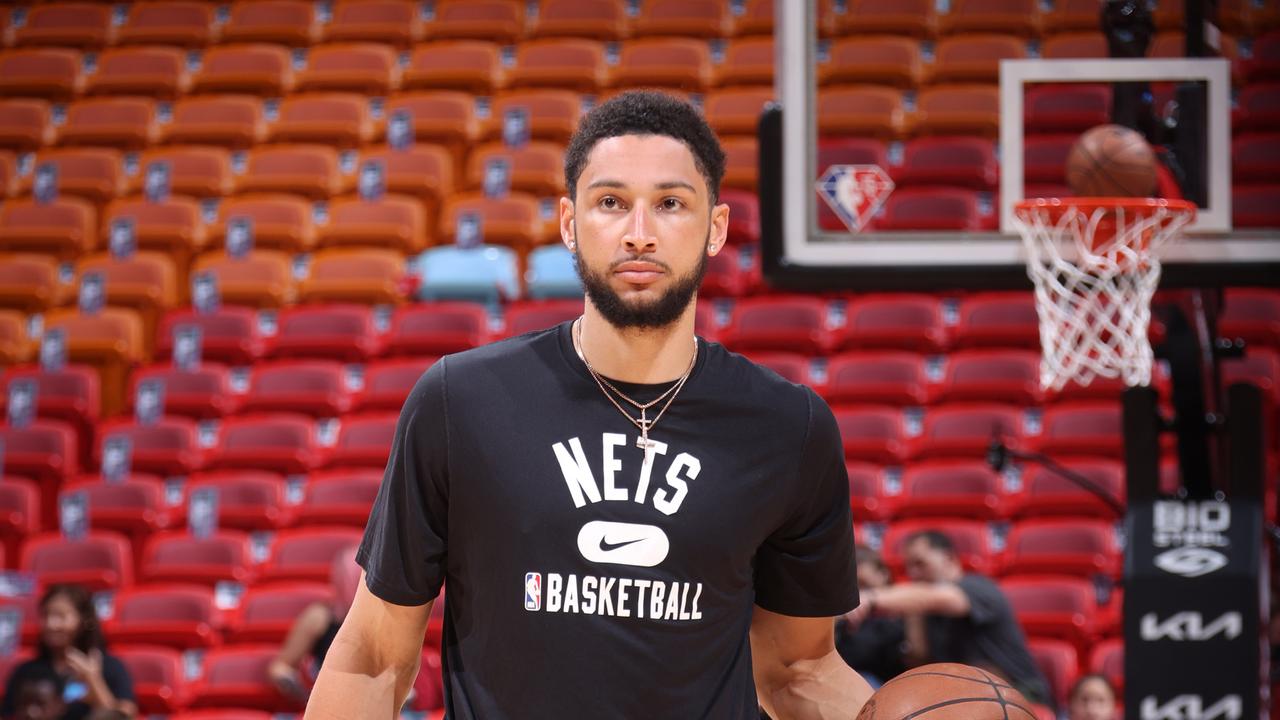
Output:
[{"xmin": 623, "ymin": 204, "xmax": 657, "ymax": 255}]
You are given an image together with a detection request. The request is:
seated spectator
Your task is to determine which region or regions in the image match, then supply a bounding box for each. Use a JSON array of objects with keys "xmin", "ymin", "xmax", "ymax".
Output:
[
  {"xmin": 1067, "ymin": 674, "xmax": 1118, "ymax": 720},
  {"xmin": 4, "ymin": 664, "xmax": 64, "ymax": 720},
  {"xmin": 267, "ymin": 545, "xmax": 361, "ymax": 702},
  {"xmin": 1, "ymin": 585, "xmax": 136, "ymax": 720},
  {"xmin": 835, "ymin": 545, "xmax": 906, "ymax": 686},
  {"xmin": 843, "ymin": 530, "xmax": 1051, "ymax": 707}
]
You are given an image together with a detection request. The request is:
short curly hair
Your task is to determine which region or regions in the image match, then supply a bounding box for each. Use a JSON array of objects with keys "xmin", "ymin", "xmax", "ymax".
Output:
[{"xmin": 564, "ymin": 90, "xmax": 726, "ymax": 205}]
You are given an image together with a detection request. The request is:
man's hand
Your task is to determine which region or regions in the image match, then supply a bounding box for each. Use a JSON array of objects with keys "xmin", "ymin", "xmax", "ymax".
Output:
[{"xmin": 751, "ymin": 606, "xmax": 874, "ymax": 719}]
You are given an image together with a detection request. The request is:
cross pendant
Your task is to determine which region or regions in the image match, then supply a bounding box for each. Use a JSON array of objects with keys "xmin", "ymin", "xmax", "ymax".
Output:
[{"xmin": 635, "ymin": 409, "xmax": 655, "ymax": 451}]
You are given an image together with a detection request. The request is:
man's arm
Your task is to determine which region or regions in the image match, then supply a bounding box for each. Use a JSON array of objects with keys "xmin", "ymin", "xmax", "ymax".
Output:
[
  {"xmin": 846, "ymin": 583, "xmax": 970, "ymax": 626},
  {"xmin": 751, "ymin": 605, "xmax": 874, "ymax": 720},
  {"xmin": 304, "ymin": 572, "xmax": 434, "ymax": 720}
]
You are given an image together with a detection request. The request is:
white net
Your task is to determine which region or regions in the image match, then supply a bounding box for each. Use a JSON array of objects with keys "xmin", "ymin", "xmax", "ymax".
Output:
[{"xmin": 1014, "ymin": 199, "xmax": 1196, "ymax": 392}]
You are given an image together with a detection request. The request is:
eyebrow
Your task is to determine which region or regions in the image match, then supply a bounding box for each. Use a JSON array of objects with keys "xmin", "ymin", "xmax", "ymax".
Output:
[{"xmin": 584, "ymin": 179, "xmax": 700, "ymax": 194}]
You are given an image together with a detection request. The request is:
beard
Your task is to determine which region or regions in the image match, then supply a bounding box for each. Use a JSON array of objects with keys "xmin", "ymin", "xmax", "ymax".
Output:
[{"xmin": 573, "ymin": 232, "xmax": 709, "ymax": 330}]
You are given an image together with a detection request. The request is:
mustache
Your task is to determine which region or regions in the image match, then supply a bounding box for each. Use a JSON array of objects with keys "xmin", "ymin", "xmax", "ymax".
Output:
[{"xmin": 608, "ymin": 255, "xmax": 672, "ymax": 273}]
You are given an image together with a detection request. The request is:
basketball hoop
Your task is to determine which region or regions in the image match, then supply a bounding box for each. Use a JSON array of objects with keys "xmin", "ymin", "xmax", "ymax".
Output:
[{"xmin": 1013, "ymin": 197, "xmax": 1197, "ymax": 392}]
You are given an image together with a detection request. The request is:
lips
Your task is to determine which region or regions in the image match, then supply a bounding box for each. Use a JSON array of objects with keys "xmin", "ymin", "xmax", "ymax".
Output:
[{"xmin": 613, "ymin": 260, "xmax": 664, "ymax": 285}]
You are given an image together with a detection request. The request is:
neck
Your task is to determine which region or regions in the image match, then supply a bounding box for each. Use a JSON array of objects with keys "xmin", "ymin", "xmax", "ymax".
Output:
[{"xmin": 577, "ymin": 301, "xmax": 699, "ymax": 384}]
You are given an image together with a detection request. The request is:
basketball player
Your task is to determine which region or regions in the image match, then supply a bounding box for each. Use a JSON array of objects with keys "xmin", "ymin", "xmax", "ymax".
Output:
[{"xmin": 305, "ymin": 91, "xmax": 873, "ymax": 718}]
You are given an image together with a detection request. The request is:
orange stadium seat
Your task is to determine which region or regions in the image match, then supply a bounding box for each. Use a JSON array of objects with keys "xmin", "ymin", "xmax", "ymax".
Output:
[
  {"xmin": 0, "ymin": 365, "xmax": 99, "ymax": 440},
  {"xmin": 358, "ymin": 357, "xmax": 437, "ymax": 411},
  {"xmin": 117, "ymin": 1, "xmax": 218, "ymax": 47},
  {"xmin": 386, "ymin": 91, "xmax": 481, "ymax": 163},
  {"xmin": 236, "ymin": 145, "xmax": 345, "ymax": 199},
  {"xmin": 1220, "ymin": 289, "xmax": 1280, "ymax": 349},
  {"xmin": 128, "ymin": 363, "xmax": 239, "ymax": 419},
  {"xmin": 1045, "ymin": 0, "xmax": 1106, "ymax": 32},
  {"xmin": 817, "ymin": 86, "xmax": 906, "ymax": 140},
  {"xmin": 721, "ymin": 296, "xmax": 832, "ymax": 354},
  {"xmin": 74, "ymin": 251, "xmax": 179, "ymax": 343},
  {"xmin": 466, "ymin": 141, "xmax": 565, "ymax": 196},
  {"xmin": 325, "ymin": 414, "xmax": 397, "ymax": 469},
  {"xmin": 939, "ymin": 0, "xmax": 1042, "ymax": 36},
  {"xmin": 704, "ymin": 87, "xmax": 774, "ymax": 138},
  {"xmin": 402, "ymin": 41, "xmax": 505, "ymax": 95},
  {"xmin": 12, "ymin": 2, "xmax": 114, "ymax": 49},
  {"xmin": 930, "ymin": 34, "xmax": 1028, "ymax": 84},
  {"xmin": 833, "ymin": 406, "xmax": 909, "ymax": 464},
  {"xmin": 192, "ymin": 44, "xmax": 295, "ymax": 96},
  {"xmin": 260, "ymin": 526, "xmax": 363, "ymax": 583},
  {"xmin": 188, "ymin": 645, "xmax": 300, "ymax": 713},
  {"xmin": 720, "ymin": 135, "xmax": 758, "ymax": 191},
  {"xmin": 952, "ymin": 292, "xmax": 1040, "ymax": 349},
  {"xmin": 225, "ymin": 582, "xmax": 332, "ymax": 644},
  {"xmin": 1041, "ymin": 32, "xmax": 1108, "ymax": 59},
  {"xmin": 439, "ymin": 193, "xmax": 544, "ymax": 250},
  {"xmin": 296, "ymin": 43, "xmax": 400, "ymax": 95},
  {"xmin": 59, "ymin": 476, "xmax": 176, "ymax": 548},
  {"xmin": 298, "ymin": 248, "xmax": 406, "ymax": 305},
  {"xmin": 612, "ymin": 38, "xmax": 714, "ymax": 92},
  {"xmin": 532, "ymin": 0, "xmax": 629, "ymax": 41},
  {"xmin": 140, "ymin": 530, "xmax": 254, "ymax": 586},
  {"xmin": 132, "ymin": 146, "xmax": 235, "ymax": 199},
  {"xmin": 269, "ymin": 304, "xmax": 382, "ymax": 361},
  {"xmin": 211, "ymin": 195, "xmax": 317, "ymax": 254},
  {"xmin": 910, "ymin": 403, "xmax": 1025, "ymax": 460},
  {"xmin": 509, "ymin": 39, "xmax": 608, "ymax": 94},
  {"xmin": 385, "ymin": 303, "xmax": 490, "ymax": 356},
  {"xmin": 503, "ymin": 299, "xmax": 580, "ymax": 336},
  {"xmin": 718, "ymin": 37, "xmax": 774, "ymax": 87},
  {"xmin": 632, "ymin": 0, "xmax": 730, "ymax": 37},
  {"xmin": 1035, "ymin": 402, "xmax": 1124, "ymax": 458},
  {"xmin": 320, "ymin": 195, "xmax": 429, "ymax": 254},
  {"xmin": 166, "ymin": 95, "xmax": 268, "ymax": 148},
  {"xmin": 932, "ymin": 349, "xmax": 1042, "ymax": 405},
  {"xmin": 0, "ymin": 479, "xmax": 39, "ymax": 567},
  {"xmin": 840, "ymin": 294, "xmax": 947, "ymax": 353},
  {"xmin": 731, "ymin": 0, "xmax": 777, "ymax": 37},
  {"xmin": 97, "ymin": 416, "xmax": 205, "ymax": 476},
  {"xmin": 222, "ymin": 0, "xmax": 320, "ymax": 46},
  {"xmin": 114, "ymin": 645, "xmax": 189, "ymax": 715},
  {"xmin": 103, "ymin": 197, "xmax": 206, "ymax": 263},
  {"xmin": 86, "ymin": 46, "xmax": 191, "ymax": 99},
  {"xmin": 43, "ymin": 307, "xmax": 144, "ymax": 415},
  {"xmin": 425, "ymin": 0, "xmax": 525, "ymax": 45},
  {"xmin": 325, "ymin": 0, "xmax": 425, "ymax": 46},
  {"xmin": 184, "ymin": 470, "xmax": 292, "ymax": 531},
  {"xmin": 270, "ymin": 93, "xmax": 376, "ymax": 147},
  {"xmin": 241, "ymin": 360, "xmax": 353, "ymax": 417},
  {"xmin": 361, "ymin": 144, "xmax": 454, "ymax": 211},
  {"xmin": 297, "ymin": 468, "xmax": 382, "ymax": 525},
  {"xmin": 0, "ymin": 310, "xmax": 34, "ymax": 365},
  {"xmin": 837, "ymin": 0, "xmax": 938, "ymax": 38},
  {"xmin": 57, "ymin": 97, "xmax": 158, "ymax": 150},
  {"xmin": 1024, "ymin": 83, "xmax": 1112, "ymax": 133},
  {"xmin": 0, "ymin": 99, "xmax": 55, "ymax": 150},
  {"xmin": 0, "ymin": 48, "xmax": 84, "ymax": 100},
  {"xmin": 881, "ymin": 519, "xmax": 996, "ymax": 575},
  {"xmin": 486, "ymin": 89, "xmax": 581, "ymax": 143},
  {"xmin": 1003, "ymin": 519, "xmax": 1120, "ymax": 578},
  {"xmin": 1012, "ymin": 459, "xmax": 1125, "ymax": 521},
  {"xmin": 0, "ymin": 196, "xmax": 97, "ymax": 260},
  {"xmin": 824, "ymin": 351, "xmax": 930, "ymax": 407},
  {"xmin": 1151, "ymin": 30, "xmax": 1240, "ymax": 60},
  {"xmin": 0, "ymin": 254, "xmax": 67, "ymax": 313},
  {"xmin": 210, "ymin": 413, "xmax": 319, "ymax": 474},
  {"xmin": 876, "ymin": 187, "xmax": 989, "ymax": 231},
  {"xmin": 156, "ymin": 306, "xmax": 266, "ymax": 366},
  {"xmin": 28, "ymin": 147, "xmax": 127, "ymax": 204},
  {"xmin": 892, "ymin": 460, "xmax": 1006, "ymax": 520},
  {"xmin": 821, "ymin": 37, "xmax": 924, "ymax": 88},
  {"xmin": 20, "ymin": 531, "xmax": 133, "ymax": 593},
  {"xmin": 895, "ymin": 136, "xmax": 998, "ymax": 190},
  {"xmin": 0, "ymin": 420, "xmax": 78, "ymax": 522},
  {"xmin": 914, "ymin": 84, "xmax": 1001, "ymax": 136}
]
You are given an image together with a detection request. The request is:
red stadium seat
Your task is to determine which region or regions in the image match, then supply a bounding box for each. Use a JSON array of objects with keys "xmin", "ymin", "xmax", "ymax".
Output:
[
  {"xmin": 740, "ymin": 352, "xmax": 810, "ymax": 386},
  {"xmin": 156, "ymin": 307, "xmax": 266, "ymax": 366},
  {"xmin": 325, "ymin": 413, "xmax": 396, "ymax": 468},
  {"xmin": 1026, "ymin": 638, "xmax": 1080, "ymax": 711},
  {"xmin": 358, "ymin": 357, "xmax": 436, "ymax": 412},
  {"xmin": 0, "ymin": 196, "xmax": 97, "ymax": 261},
  {"xmin": 915, "ymin": 84, "xmax": 1001, "ymax": 137},
  {"xmin": 837, "ymin": 0, "xmax": 938, "ymax": 38},
  {"xmin": 20, "ymin": 531, "xmax": 133, "ymax": 592},
  {"xmin": 720, "ymin": 188, "xmax": 761, "ymax": 246},
  {"xmin": 1232, "ymin": 184, "xmax": 1280, "ymax": 228},
  {"xmin": 910, "ymin": 403, "xmax": 1025, "ymax": 460},
  {"xmin": 269, "ymin": 305, "xmax": 382, "ymax": 362},
  {"xmin": 60, "ymin": 476, "xmax": 177, "ymax": 547},
  {"xmin": 1000, "ymin": 575, "xmax": 1099, "ymax": 651},
  {"xmin": 271, "ymin": 93, "xmax": 376, "ymax": 147},
  {"xmin": 141, "ymin": 530, "xmax": 254, "ymax": 586},
  {"xmin": 386, "ymin": 303, "xmax": 489, "ymax": 356},
  {"xmin": 845, "ymin": 462, "xmax": 888, "ymax": 522},
  {"xmin": 185, "ymin": 470, "xmax": 292, "ymax": 531},
  {"xmin": 237, "ymin": 145, "xmax": 345, "ymax": 200},
  {"xmin": 0, "ymin": 595, "xmax": 39, "ymax": 647},
  {"xmin": 114, "ymin": 645, "xmax": 190, "ymax": 715},
  {"xmin": 832, "ymin": 406, "xmax": 908, "ymax": 464},
  {"xmin": 241, "ymin": 360, "xmax": 354, "ymax": 418},
  {"xmin": 0, "ymin": 478, "xmax": 40, "ymax": 567},
  {"xmin": 1023, "ymin": 134, "xmax": 1076, "ymax": 186},
  {"xmin": 187, "ymin": 644, "xmax": 300, "ymax": 712},
  {"xmin": 1035, "ymin": 402, "xmax": 1124, "ymax": 458},
  {"xmin": 1025, "ymin": 84, "xmax": 1112, "ymax": 133},
  {"xmin": 87, "ymin": 46, "xmax": 190, "ymax": 99},
  {"xmin": 12, "ymin": 2, "xmax": 113, "ymax": 49},
  {"xmin": 939, "ymin": 0, "xmax": 1042, "ymax": 36},
  {"xmin": 211, "ymin": 414, "xmax": 320, "ymax": 475},
  {"xmin": 612, "ymin": 38, "xmax": 714, "ymax": 92},
  {"xmin": 296, "ymin": 43, "xmax": 399, "ymax": 95},
  {"xmin": 933, "ymin": 349, "xmax": 1042, "ymax": 405},
  {"xmin": 297, "ymin": 248, "xmax": 407, "ymax": 306},
  {"xmin": 1011, "ymin": 459, "xmax": 1125, "ymax": 521},
  {"xmin": 1003, "ymin": 519, "xmax": 1121, "ymax": 577},
  {"xmin": 297, "ymin": 468, "xmax": 382, "ymax": 526},
  {"xmin": 0, "ymin": 365, "xmax": 100, "ymax": 437},
  {"xmin": 260, "ymin": 526, "xmax": 363, "ymax": 584},
  {"xmin": 43, "ymin": 308, "xmax": 145, "ymax": 416},
  {"xmin": 166, "ymin": 95, "xmax": 268, "ymax": 148},
  {"xmin": 118, "ymin": 1, "xmax": 218, "ymax": 47},
  {"xmin": 700, "ymin": 250, "xmax": 748, "ymax": 298},
  {"xmin": 425, "ymin": 0, "xmax": 525, "ymax": 44},
  {"xmin": 225, "ymin": 581, "xmax": 332, "ymax": 644},
  {"xmin": 952, "ymin": 292, "xmax": 1041, "ymax": 349},
  {"xmin": 824, "ymin": 352, "xmax": 929, "ymax": 407},
  {"xmin": 325, "ymin": 0, "xmax": 425, "ymax": 46},
  {"xmin": 0, "ymin": 48, "xmax": 84, "ymax": 100},
  {"xmin": 106, "ymin": 585, "xmax": 223, "ymax": 649},
  {"xmin": 97, "ymin": 417, "xmax": 205, "ymax": 477},
  {"xmin": 1234, "ymin": 82, "xmax": 1280, "ymax": 133},
  {"xmin": 815, "ymin": 137, "xmax": 891, "ymax": 231},
  {"xmin": 880, "ymin": 519, "xmax": 995, "ymax": 575},
  {"xmin": 1220, "ymin": 288, "xmax": 1280, "ymax": 349},
  {"xmin": 0, "ymin": 99, "xmax": 55, "ymax": 151},
  {"xmin": 721, "ymin": 296, "xmax": 832, "ymax": 354},
  {"xmin": 192, "ymin": 45, "xmax": 294, "ymax": 96},
  {"xmin": 1232, "ymin": 133, "xmax": 1280, "ymax": 185},
  {"xmin": 402, "ymin": 41, "xmax": 504, "ymax": 95},
  {"xmin": 57, "ymin": 97, "xmax": 158, "ymax": 150},
  {"xmin": 171, "ymin": 711, "xmax": 273, "ymax": 720},
  {"xmin": 839, "ymin": 294, "xmax": 947, "ymax": 353},
  {"xmin": 320, "ymin": 195, "xmax": 430, "ymax": 254},
  {"xmin": 221, "ymin": 0, "xmax": 320, "ymax": 46},
  {"xmin": 508, "ymin": 39, "xmax": 608, "ymax": 94},
  {"xmin": 74, "ymin": 252, "xmax": 180, "ymax": 344},
  {"xmin": 532, "ymin": 0, "xmax": 628, "ymax": 41},
  {"xmin": 895, "ymin": 136, "xmax": 998, "ymax": 190},
  {"xmin": 931, "ymin": 33, "xmax": 1028, "ymax": 84},
  {"xmin": 892, "ymin": 460, "xmax": 1006, "ymax": 520},
  {"xmin": 875, "ymin": 187, "xmax": 989, "ymax": 232},
  {"xmin": 1088, "ymin": 638, "xmax": 1124, "ymax": 694},
  {"xmin": 1222, "ymin": 347, "xmax": 1279, "ymax": 404},
  {"xmin": 496, "ymin": 300, "xmax": 575, "ymax": 338},
  {"xmin": 409, "ymin": 648, "xmax": 445, "ymax": 712},
  {"xmin": 1, "ymin": 420, "xmax": 79, "ymax": 525}
]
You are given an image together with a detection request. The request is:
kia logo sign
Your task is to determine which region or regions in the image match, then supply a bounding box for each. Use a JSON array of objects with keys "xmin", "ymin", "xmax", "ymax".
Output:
[
  {"xmin": 1140, "ymin": 694, "xmax": 1241, "ymax": 720},
  {"xmin": 1140, "ymin": 611, "xmax": 1242, "ymax": 641},
  {"xmin": 1154, "ymin": 546, "xmax": 1228, "ymax": 578}
]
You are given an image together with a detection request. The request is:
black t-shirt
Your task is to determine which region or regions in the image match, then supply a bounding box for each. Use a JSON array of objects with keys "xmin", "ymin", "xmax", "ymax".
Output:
[
  {"xmin": 357, "ymin": 321, "xmax": 860, "ymax": 719},
  {"xmin": 834, "ymin": 616, "xmax": 906, "ymax": 683},
  {"xmin": 923, "ymin": 574, "xmax": 1052, "ymax": 707},
  {"xmin": 0, "ymin": 652, "xmax": 135, "ymax": 720}
]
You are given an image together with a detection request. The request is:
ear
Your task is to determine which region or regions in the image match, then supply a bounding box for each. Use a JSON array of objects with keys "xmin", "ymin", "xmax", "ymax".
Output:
[
  {"xmin": 707, "ymin": 201, "xmax": 730, "ymax": 256},
  {"xmin": 559, "ymin": 196, "xmax": 576, "ymax": 251}
]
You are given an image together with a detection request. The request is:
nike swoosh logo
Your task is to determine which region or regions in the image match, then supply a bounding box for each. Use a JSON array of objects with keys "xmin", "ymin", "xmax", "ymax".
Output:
[{"xmin": 599, "ymin": 537, "xmax": 644, "ymax": 552}]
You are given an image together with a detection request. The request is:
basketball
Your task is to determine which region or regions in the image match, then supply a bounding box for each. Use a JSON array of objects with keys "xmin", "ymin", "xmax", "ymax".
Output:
[
  {"xmin": 1065, "ymin": 124, "xmax": 1159, "ymax": 198},
  {"xmin": 855, "ymin": 664, "xmax": 1038, "ymax": 720}
]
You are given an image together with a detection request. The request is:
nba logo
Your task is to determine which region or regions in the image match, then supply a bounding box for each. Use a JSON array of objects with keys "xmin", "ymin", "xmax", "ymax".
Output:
[{"xmin": 524, "ymin": 572, "xmax": 541, "ymax": 612}]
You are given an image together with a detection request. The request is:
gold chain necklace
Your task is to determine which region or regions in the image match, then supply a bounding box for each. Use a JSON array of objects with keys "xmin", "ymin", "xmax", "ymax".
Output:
[{"xmin": 573, "ymin": 317, "xmax": 697, "ymax": 452}]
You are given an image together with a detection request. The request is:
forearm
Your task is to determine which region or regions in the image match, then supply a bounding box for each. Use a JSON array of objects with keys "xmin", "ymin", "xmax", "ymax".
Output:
[
  {"xmin": 862, "ymin": 584, "xmax": 966, "ymax": 618},
  {"xmin": 759, "ymin": 649, "xmax": 873, "ymax": 720},
  {"xmin": 83, "ymin": 674, "xmax": 131, "ymax": 714},
  {"xmin": 304, "ymin": 629, "xmax": 420, "ymax": 719}
]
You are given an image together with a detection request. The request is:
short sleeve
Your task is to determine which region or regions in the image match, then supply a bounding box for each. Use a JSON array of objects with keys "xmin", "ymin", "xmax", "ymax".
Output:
[
  {"xmin": 356, "ymin": 359, "xmax": 451, "ymax": 606},
  {"xmin": 957, "ymin": 575, "xmax": 1003, "ymax": 626},
  {"xmin": 753, "ymin": 391, "xmax": 860, "ymax": 617},
  {"xmin": 101, "ymin": 653, "xmax": 135, "ymax": 702}
]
